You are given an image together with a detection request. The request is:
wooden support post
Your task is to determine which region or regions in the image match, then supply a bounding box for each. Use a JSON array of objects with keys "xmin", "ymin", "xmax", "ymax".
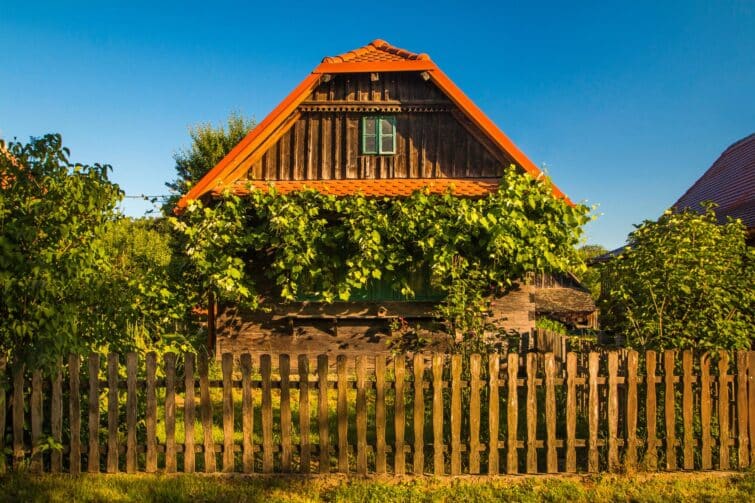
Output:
[
  {"xmin": 545, "ymin": 353, "xmax": 557, "ymax": 473},
  {"xmin": 394, "ymin": 356, "xmax": 406, "ymax": 475},
  {"xmin": 506, "ymin": 352, "xmax": 518, "ymax": 474},
  {"xmin": 337, "ymin": 355, "xmax": 348, "ymax": 473},
  {"xmin": 588, "ymin": 352, "xmax": 600, "ymax": 473},
  {"xmin": 664, "ymin": 350, "xmax": 677, "ymax": 470},
  {"xmin": 565, "ymin": 352, "xmax": 577, "ymax": 473},
  {"xmin": 682, "ymin": 350, "xmax": 694, "ymax": 470},
  {"xmin": 432, "ymin": 353, "xmax": 444, "ymax": 476},
  {"xmin": 413, "ymin": 353, "xmax": 425, "ymax": 474},
  {"xmin": 625, "ymin": 350, "xmax": 638, "ymax": 469},
  {"xmin": 607, "ymin": 351, "xmax": 619, "ymax": 472},
  {"xmin": 280, "ymin": 354, "xmax": 292, "ymax": 472},
  {"xmin": 450, "ymin": 354, "xmax": 462, "ymax": 475},
  {"xmin": 165, "ymin": 353, "xmax": 177, "ymax": 473},
  {"xmin": 644, "ymin": 351, "xmax": 658, "ymax": 470},
  {"xmin": 736, "ymin": 351, "xmax": 749, "ymax": 468},
  {"xmin": 718, "ymin": 351, "xmax": 730, "ymax": 470},
  {"xmin": 356, "ymin": 355, "xmax": 367, "ymax": 475},
  {"xmin": 297, "ymin": 355, "xmax": 310, "ymax": 474},
  {"xmin": 240, "ymin": 353, "xmax": 254, "ymax": 474},
  {"xmin": 184, "ymin": 353, "xmax": 196, "ymax": 473},
  {"xmin": 375, "ymin": 355, "xmax": 387, "ymax": 474},
  {"xmin": 261, "ymin": 354, "xmax": 273, "ymax": 473},
  {"xmin": 145, "ymin": 353, "xmax": 157, "ymax": 473},
  {"xmin": 126, "ymin": 353, "xmax": 137, "ymax": 474},
  {"xmin": 525, "ymin": 352, "xmax": 537, "ymax": 474},
  {"xmin": 469, "ymin": 353, "xmax": 481, "ymax": 475},
  {"xmin": 221, "ymin": 353, "xmax": 234, "ymax": 473},
  {"xmin": 700, "ymin": 353, "xmax": 712, "ymax": 470},
  {"xmin": 317, "ymin": 354, "xmax": 329, "ymax": 474},
  {"xmin": 488, "ymin": 353, "xmax": 500, "ymax": 475}
]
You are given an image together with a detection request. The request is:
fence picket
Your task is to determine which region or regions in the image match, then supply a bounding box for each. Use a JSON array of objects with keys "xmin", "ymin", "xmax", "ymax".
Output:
[
  {"xmin": 718, "ymin": 351, "xmax": 730, "ymax": 470},
  {"xmin": 221, "ymin": 353, "xmax": 234, "ymax": 472},
  {"xmin": 165, "ymin": 353, "xmax": 177, "ymax": 473},
  {"xmin": 488, "ymin": 353, "xmax": 499, "ymax": 475},
  {"xmin": 506, "ymin": 352, "xmax": 518, "ymax": 474},
  {"xmin": 12, "ymin": 363, "xmax": 24, "ymax": 471},
  {"xmin": 749, "ymin": 351, "xmax": 755, "ymax": 466},
  {"xmin": 700, "ymin": 353, "xmax": 712, "ymax": 469},
  {"xmin": 606, "ymin": 352, "xmax": 618, "ymax": 472},
  {"xmin": 317, "ymin": 355, "xmax": 329, "ymax": 474},
  {"xmin": 645, "ymin": 351, "xmax": 658, "ymax": 470},
  {"xmin": 199, "ymin": 352, "xmax": 216, "ymax": 473},
  {"xmin": 565, "ymin": 352, "xmax": 577, "ymax": 472},
  {"xmin": 240, "ymin": 353, "xmax": 254, "ymax": 474},
  {"xmin": 69, "ymin": 356, "xmax": 81, "ymax": 474},
  {"xmin": 394, "ymin": 356, "xmax": 406, "ymax": 475},
  {"xmin": 337, "ymin": 355, "xmax": 348, "ymax": 473},
  {"xmin": 526, "ymin": 352, "xmax": 537, "ymax": 474},
  {"xmin": 261, "ymin": 354, "xmax": 273, "ymax": 473},
  {"xmin": 106, "ymin": 353, "xmax": 118, "ymax": 473},
  {"xmin": 545, "ymin": 353, "xmax": 557, "ymax": 473},
  {"xmin": 297, "ymin": 355, "xmax": 310, "ymax": 474},
  {"xmin": 184, "ymin": 353, "xmax": 196, "ymax": 473},
  {"xmin": 432, "ymin": 353, "xmax": 444, "ymax": 476},
  {"xmin": 356, "ymin": 355, "xmax": 367, "ymax": 475},
  {"xmin": 145, "ymin": 352, "xmax": 157, "ymax": 473},
  {"xmin": 413, "ymin": 353, "xmax": 425, "ymax": 474},
  {"xmin": 664, "ymin": 350, "xmax": 677, "ymax": 470},
  {"xmin": 280, "ymin": 354, "xmax": 292, "ymax": 472},
  {"xmin": 682, "ymin": 350, "xmax": 694, "ymax": 470},
  {"xmin": 588, "ymin": 352, "xmax": 600, "ymax": 473},
  {"xmin": 0, "ymin": 358, "xmax": 5, "ymax": 474},
  {"xmin": 375, "ymin": 355, "xmax": 387, "ymax": 474},
  {"xmin": 735, "ymin": 351, "xmax": 749, "ymax": 468},
  {"xmin": 469, "ymin": 353, "xmax": 481, "ymax": 475},
  {"xmin": 126, "ymin": 352, "xmax": 138, "ymax": 474},
  {"xmin": 51, "ymin": 360, "xmax": 63, "ymax": 473},
  {"xmin": 30, "ymin": 370, "xmax": 42, "ymax": 473},
  {"xmin": 451, "ymin": 354, "xmax": 462, "ymax": 475},
  {"xmin": 625, "ymin": 350, "xmax": 638, "ymax": 469}
]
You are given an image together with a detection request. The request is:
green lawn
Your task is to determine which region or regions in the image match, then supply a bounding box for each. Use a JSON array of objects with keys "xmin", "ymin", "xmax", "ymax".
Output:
[{"xmin": 1, "ymin": 471, "xmax": 753, "ymax": 503}]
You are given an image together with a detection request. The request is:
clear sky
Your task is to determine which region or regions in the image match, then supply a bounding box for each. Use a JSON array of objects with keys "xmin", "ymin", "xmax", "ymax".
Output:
[{"xmin": 1, "ymin": 1, "xmax": 753, "ymax": 249}]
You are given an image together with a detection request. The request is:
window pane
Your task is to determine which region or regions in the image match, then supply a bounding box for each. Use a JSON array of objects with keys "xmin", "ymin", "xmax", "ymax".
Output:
[
  {"xmin": 380, "ymin": 117, "xmax": 394, "ymax": 134},
  {"xmin": 364, "ymin": 135, "xmax": 377, "ymax": 154},
  {"xmin": 381, "ymin": 135, "xmax": 394, "ymax": 154},
  {"xmin": 364, "ymin": 117, "xmax": 376, "ymax": 135}
]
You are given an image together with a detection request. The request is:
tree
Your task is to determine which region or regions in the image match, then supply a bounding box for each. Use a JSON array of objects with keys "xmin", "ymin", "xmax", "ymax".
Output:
[
  {"xmin": 599, "ymin": 205, "xmax": 754, "ymax": 350},
  {"xmin": 0, "ymin": 135, "xmax": 123, "ymax": 368},
  {"xmin": 575, "ymin": 244, "xmax": 608, "ymax": 298},
  {"xmin": 164, "ymin": 113, "xmax": 255, "ymax": 211}
]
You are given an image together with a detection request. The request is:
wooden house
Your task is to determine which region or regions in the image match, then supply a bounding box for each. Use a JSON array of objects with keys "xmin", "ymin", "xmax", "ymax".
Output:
[{"xmin": 177, "ymin": 40, "xmax": 595, "ymax": 355}]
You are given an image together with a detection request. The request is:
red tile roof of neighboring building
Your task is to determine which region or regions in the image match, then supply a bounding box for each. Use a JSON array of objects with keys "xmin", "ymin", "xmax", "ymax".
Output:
[
  {"xmin": 176, "ymin": 39, "xmax": 572, "ymax": 211},
  {"xmin": 219, "ymin": 177, "xmax": 501, "ymax": 198},
  {"xmin": 673, "ymin": 133, "xmax": 755, "ymax": 229}
]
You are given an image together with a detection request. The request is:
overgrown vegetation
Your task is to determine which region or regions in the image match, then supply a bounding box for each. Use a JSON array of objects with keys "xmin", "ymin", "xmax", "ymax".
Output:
[
  {"xmin": 599, "ymin": 204, "xmax": 754, "ymax": 350},
  {"xmin": 172, "ymin": 165, "xmax": 590, "ymax": 352}
]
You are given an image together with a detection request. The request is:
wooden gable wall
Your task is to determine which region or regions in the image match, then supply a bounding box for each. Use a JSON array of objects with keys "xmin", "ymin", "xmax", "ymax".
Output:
[{"xmin": 245, "ymin": 73, "xmax": 513, "ymax": 181}]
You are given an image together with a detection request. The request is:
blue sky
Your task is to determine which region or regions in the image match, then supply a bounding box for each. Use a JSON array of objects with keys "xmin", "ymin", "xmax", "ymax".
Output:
[{"xmin": 1, "ymin": 1, "xmax": 753, "ymax": 248}]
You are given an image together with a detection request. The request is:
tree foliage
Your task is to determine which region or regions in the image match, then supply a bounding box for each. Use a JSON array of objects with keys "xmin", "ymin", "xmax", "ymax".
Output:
[
  {"xmin": 164, "ymin": 113, "xmax": 255, "ymax": 210},
  {"xmin": 173, "ymin": 165, "xmax": 590, "ymax": 344},
  {"xmin": 0, "ymin": 135, "xmax": 123, "ymax": 368},
  {"xmin": 575, "ymin": 244, "xmax": 608, "ymax": 298},
  {"xmin": 599, "ymin": 205, "xmax": 754, "ymax": 350}
]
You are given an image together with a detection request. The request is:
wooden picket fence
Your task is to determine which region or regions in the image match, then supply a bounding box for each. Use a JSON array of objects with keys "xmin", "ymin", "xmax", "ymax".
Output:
[{"xmin": 1, "ymin": 350, "xmax": 754, "ymax": 475}]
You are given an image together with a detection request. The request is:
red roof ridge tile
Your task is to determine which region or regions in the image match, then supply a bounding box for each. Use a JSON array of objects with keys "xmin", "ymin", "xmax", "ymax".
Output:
[{"xmin": 322, "ymin": 39, "xmax": 430, "ymax": 64}]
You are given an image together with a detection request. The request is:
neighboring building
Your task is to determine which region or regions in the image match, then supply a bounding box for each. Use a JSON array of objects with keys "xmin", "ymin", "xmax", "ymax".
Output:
[
  {"xmin": 177, "ymin": 40, "xmax": 595, "ymax": 354},
  {"xmin": 673, "ymin": 133, "xmax": 755, "ymax": 244}
]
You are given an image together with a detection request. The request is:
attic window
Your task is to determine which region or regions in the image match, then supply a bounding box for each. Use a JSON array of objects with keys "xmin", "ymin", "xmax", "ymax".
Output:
[{"xmin": 361, "ymin": 116, "xmax": 396, "ymax": 155}]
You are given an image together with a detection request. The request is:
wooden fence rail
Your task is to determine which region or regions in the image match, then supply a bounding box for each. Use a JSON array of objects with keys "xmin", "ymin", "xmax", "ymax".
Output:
[{"xmin": 1, "ymin": 350, "xmax": 753, "ymax": 475}]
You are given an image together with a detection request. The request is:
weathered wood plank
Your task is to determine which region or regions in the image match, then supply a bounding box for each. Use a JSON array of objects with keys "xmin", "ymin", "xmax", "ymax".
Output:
[
  {"xmin": 507, "ymin": 352, "xmax": 518, "ymax": 474},
  {"xmin": 30, "ymin": 370, "xmax": 43, "ymax": 473},
  {"xmin": 356, "ymin": 355, "xmax": 367, "ymax": 475},
  {"xmin": 625, "ymin": 350, "xmax": 638, "ymax": 469},
  {"xmin": 50, "ymin": 359, "xmax": 63, "ymax": 473},
  {"xmin": 164, "ymin": 353, "xmax": 177, "ymax": 473},
  {"xmin": 394, "ymin": 356, "xmax": 406, "ymax": 475},
  {"xmin": 261, "ymin": 354, "xmax": 274, "ymax": 473},
  {"xmin": 337, "ymin": 355, "xmax": 348, "ymax": 473},
  {"xmin": 526, "ymin": 352, "xmax": 537, "ymax": 474},
  {"xmin": 488, "ymin": 353, "xmax": 500, "ymax": 475},
  {"xmin": 718, "ymin": 351, "xmax": 730, "ymax": 470},
  {"xmin": 183, "ymin": 353, "xmax": 196, "ymax": 473},
  {"xmin": 749, "ymin": 351, "xmax": 755, "ymax": 467},
  {"xmin": 469, "ymin": 353, "xmax": 481, "ymax": 475},
  {"xmin": 199, "ymin": 352, "xmax": 216, "ymax": 472},
  {"xmin": 69, "ymin": 356, "xmax": 81, "ymax": 474},
  {"xmin": 565, "ymin": 352, "xmax": 577, "ymax": 472},
  {"xmin": 0, "ymin": 357, "xmax": 6, "ymax": 474},
  {"xmin": 607, "ymin": 351, "xmax": 619, "ymax": 472},
  {"xmin": 12, "ymin": 363, "xmax": 24, "ymax": 471},
  {"xmin": 682, "ymin": 350, "xmax": 694, "ymax": 470},
  {"xmin": 221, "ymin": 353, "xmax": 234, "ymax": 472},
  {"xmin": 375, "ymin": 355, "xmax": 387, "ymax": 474},
  {"xmin": 544, "ymin": 353, "xmax": 557, "ymax": 474},
  {"xmin": 588, "ymin": 352, "xmax": 600, "ymax": 473},
  {"xmin": 664, "ymin": 350, "xmax": 677, "ymax": 470},
  {"xmin": 700, "ymin": 353, "xmax": 712, "ymax": 469},
  {"xmin": 735, "ymin": 351, "xmax": 749, "ymax": 468},
  {"xmin": 145, "ymin": 352, "xmax": 157, "ymax": 473},
  {"xmin": 298, "ymin": 355, "xmax": 310, "ymax": 474},
  {"xmin": 106, "ymin": 353, "xmax": 118, "ymax": 473},
  {"xmin": 432, "ymin": 353, "xmax": 444, "ymax": 476},
  {"xmin": 450, "ymin": 354, "xmax": 462, "ymax": 475},
  {"xmin": 126, "ymin": 352, "xmax": 138, "ymax": 473},
  {"xmin": 645, "ymin": 350, "xmax": 658, "ymax": 470},
  {"xmin": 280, "ymin": 354, "xmax": 292, "ymax": 472},
  {"xmin": 318, "ymin": 354, "xmax": 330, "ymax": 474},
  {"xmin": 240, "ymin": 353, "xmax": 254, "ymax": 474},
  {"xmin": 413, "ymin": 353, "xmax": 425, "ymax": 474}
]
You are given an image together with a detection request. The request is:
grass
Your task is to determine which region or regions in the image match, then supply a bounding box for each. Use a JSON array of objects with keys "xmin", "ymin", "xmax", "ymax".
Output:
[{"xmin": 0, "ymin": 471, "xmax": 754, "ymax": 503}]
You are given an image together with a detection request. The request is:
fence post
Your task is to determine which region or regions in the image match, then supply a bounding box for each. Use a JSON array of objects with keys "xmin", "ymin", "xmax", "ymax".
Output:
[
  {"xmin": 588, "ymin": 352, "xmax": 600, "ymax": 473},
  {"xmin": 69, "ymin": 356, "xmax": 81, "ymax": 474},
  {"xmin": 469, "ymin": 353, "xmax": 481, "ymax": 475},
  {"xmin": 700, "ymin": 353, "xmax": 712, "ymax": 469},
  {"xmin": 487, "ymin": 353, "xmax": 499, "ymax": 475},
  {"xmin": 221, "ymin": 353, "xmax": 234, "ymax": 473},
  {"xmin": 30, "ymin": 370, "xmax": 43, "ymax": 473},
  {"xmin": 106, "ymin": 353, "xmax": 118, "ymax": 473},
  {"xmin": 450, "ymin": 354, "xmax": 462, "ymax": 475},
  {"xmin": 145, "ymin": 352, "xmax": 157, "ymax": 473},
  {"xmin": 261, "ymin": 354, "xmax": 273, "ymax": 473},
  {"xmin": 87, "ymin": 354, "xmax": 100, "ymax": 474},
  {"xmin": 50, "ymin": 359, "xmax": 63, "ymax": 474},
  {"xmin": 337, "ymin": 355, "xmax": 348, "ymax": 473},
  {"xmin": 164, "ymin": 352, "xmax": 176, "ymax": 473},
  {"xmin": 735, "ymin": 351, "xmax": 749, "ymax": 468},
  {"xmin": 749, "ymin": 351, "xmax": 755, "ymax": 467},
  {"xmin": 432, "ymin": 353, "xmax": 444, "ymax": 476},
  {"xmin": 719, "ymin": 351, "xmax": 730, "ymax": 470},
  {"xmin": 280, "ymin": 354, "xmax": 292, "ymax": 472},
  {"xmin": 198, "ymin": 352, "xmax": 215, "ymax": 473},
  {"xmin": 606, "ymin": 352, "xmax": 619, "ymax": 472},
  {"xmin": 12, "ymin": 363, "xmax": 24, "ymax": 471},
  {"xmin": 413, "ymin": 353, "xmax": 425, "ymax": 474},
  {"xmin": 374, "ymin": 355, "xmax": 387, "ymax": 474},
  {"xmin": 317, "ymin": 354, "xmax": 329, "ymax": 474},
  {"xmin": 565, "ymin": 352, "xmax": 577, "ymax": 472},
  {"xmin": 545, "ymin": 353, "xmax": 557, "ymax": 473},
  {"xmin": 0, "ymin": 357, "xmax": 6, "ymax": 474},
  {"xmin": 664, "ymin": 350, "xmax": 677, "ymax": 470},
  {"xmin": 241, "ymin": 353, "xmax": 254, "ymax": 474},
  {"xmin": 644, "ymin": 351, "xmax": 658, "ymax": 470},
  {"xmin": 356, "ymin": 355, "xmax": 367, "ymax": 475},
  {"xmin": 625, "ymin": 350, "xmax": 638, "ymax": 469},
  {"xmin": 394, "ymin": 355, "xmax": 406, "ymax": 475},
  {"xmin": 682, "ymin": 350, "xmax": 694, "ymax": 470},
  {"xmin": 126, "ymin": 352, "xmax": 138, "ymax": 474},
  {"xmin": 297, "ymin": 355, "xmax": 309, "ymax": 474},
  {"xmin": 525, "ymin": 352, "xmax": 537, "ymax": 474},
  {"xmin": 506, "ymin": 352, "xmax": 518, "ymax": 474},
  {"xmin": 184, "ymin": 353, "xmax": 196, "ymax": 473}
]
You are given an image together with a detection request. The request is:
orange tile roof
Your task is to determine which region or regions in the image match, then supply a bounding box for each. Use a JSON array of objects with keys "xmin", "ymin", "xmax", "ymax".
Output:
[
  {"xmin": 219, "ymin": 178, "xmax": 501, "ymax": 198},
  {"xmin": 176, "ymin": 39, "xmax": 572, "ymax": 211},
  {"xmin": 321, "ymin": 39, "xmax": 430, "ymax": 64}
]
